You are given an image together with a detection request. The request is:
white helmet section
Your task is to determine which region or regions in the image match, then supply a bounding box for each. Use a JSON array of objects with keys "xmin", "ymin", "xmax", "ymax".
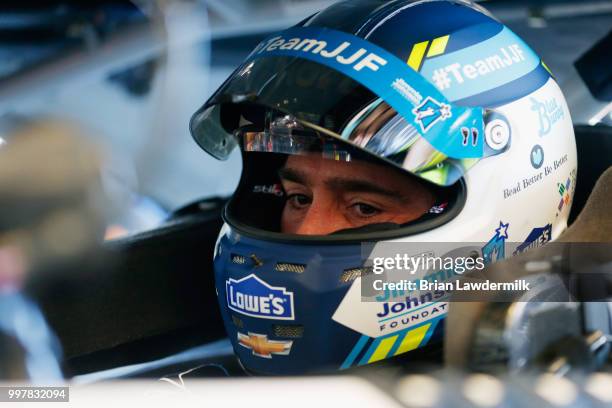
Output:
[
  {"xmin": 400, "ymin": 77, "xmax": 574, "ymax": 245},
  {"xmin": 332, "ymin": 78, "xmax": 577, "ymax": 339}
]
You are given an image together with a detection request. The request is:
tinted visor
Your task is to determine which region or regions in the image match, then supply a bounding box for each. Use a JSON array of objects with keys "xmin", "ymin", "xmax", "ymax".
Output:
[{"xmin": 190, "ymin": 55, "xmax": 477, "ymax": 186}]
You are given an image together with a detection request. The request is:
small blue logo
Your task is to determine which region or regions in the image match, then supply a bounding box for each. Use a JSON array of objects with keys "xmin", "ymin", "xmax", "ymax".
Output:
[
  {"xmin": 226, "ymin": 274, "xmax": 295, "ymax": 320},
  {"xmin": 513, "ymin": 224, "xmax": 552, "ymax": 255},
  {"xmin": 412, "ymin": 96, "xmax": 452, "ymax": 133},
  {"xmin": 482, "ymin": 221, "xmax": 509, "ymax": 265},
  {"xmin": 530, "ymin": 97, "xmax": 564, "ymax": 136},
  {"xmin": 530, "ymin": 144, "xmax": 544, "ymax": 169}
]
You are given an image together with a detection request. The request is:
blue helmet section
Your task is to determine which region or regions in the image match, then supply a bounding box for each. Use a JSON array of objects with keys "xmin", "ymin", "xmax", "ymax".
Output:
[
  {"xmin": 357, "ymin": 2, "xmax": 501, "ymax": 55},
  {"xmin": 305, "ymin": 0, "xmax": 550, "ymax": 107},
  {"xmin": 215, "ymin": 230, "xmax": 364, "ymax": 374},
  {"xmin": 215, "ymin": 228, "xmax": 447, "ymax": 374}
]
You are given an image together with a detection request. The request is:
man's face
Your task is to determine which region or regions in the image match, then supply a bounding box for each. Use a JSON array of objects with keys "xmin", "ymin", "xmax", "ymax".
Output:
[{"xmin": 279, "ymin": 154, "xmax": 435, "ymax": 235}]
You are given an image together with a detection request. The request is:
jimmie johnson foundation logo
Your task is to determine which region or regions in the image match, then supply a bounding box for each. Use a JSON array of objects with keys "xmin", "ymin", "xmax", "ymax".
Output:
[
  {"xmin": 226, "ymin": 274, "xmax": 295, "ymax": 320},
  {"xmin": 412, "ymin": 96, "xmax": 452, "ymax": 133}
]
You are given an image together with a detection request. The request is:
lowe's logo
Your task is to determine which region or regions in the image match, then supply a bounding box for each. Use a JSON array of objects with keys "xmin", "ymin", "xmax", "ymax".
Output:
[
  {"xmin": 226, "ymin": 274, "xmax": 295, "ymax": 320},
  {"xmin": 513, "ymin": 224, "xmax": 552, "ymax": 255}
]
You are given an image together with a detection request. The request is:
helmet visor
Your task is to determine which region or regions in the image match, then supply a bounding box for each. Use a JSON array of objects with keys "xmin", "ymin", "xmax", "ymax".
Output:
[{"xmin": 190, "ymin": 27, "xmax": 493, "ymax": 186}]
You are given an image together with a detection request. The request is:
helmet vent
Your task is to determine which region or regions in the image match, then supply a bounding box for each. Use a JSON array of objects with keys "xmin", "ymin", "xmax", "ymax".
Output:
[
  {"xmin": 340, "ymin": 267, "xmax": 373, "ymax": 283},
  {"xmin": 231, "ymin": 315, "xmax": 244, "ymax": 329},
  {"xmin": 273, "ymin": 324, "xmax": 304, "ymax": 338},
  {"xmin": 274, "ymin": 262, "xmax": 306, "ymax": 273},
  {"xmin": 231, "ymin": 254, "xmax": 247, "ymax": 264}
]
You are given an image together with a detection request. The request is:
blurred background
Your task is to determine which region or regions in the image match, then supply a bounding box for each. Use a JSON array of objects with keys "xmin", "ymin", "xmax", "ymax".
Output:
[
  {"xmin": 1, "ymin": 0, "xmax": 610, "ymax": 238},
  {"xmin": 0, "ymin": 0, "xmax": 610, "ymax": 398}
]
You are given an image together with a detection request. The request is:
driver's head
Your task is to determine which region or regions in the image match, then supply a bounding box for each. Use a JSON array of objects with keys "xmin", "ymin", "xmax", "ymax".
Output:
[
  {"xmin": 190, "ymin": 0, "xmax": 578, "ymax": 376},
  {"xmin": 279, "ymin": 153, "xmax": 435, "ymax": 235}
]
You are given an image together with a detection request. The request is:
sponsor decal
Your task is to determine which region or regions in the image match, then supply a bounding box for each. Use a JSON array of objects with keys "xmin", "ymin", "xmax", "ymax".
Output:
[
  {"xmin": 237, "ymin": 332, "xmax": 293, "ymax": 358},
  {"xmin": 374, "ymin": 270, "xmax": 453, "ymax": 335},
  {"xmin": 377, "ymin": 303, "xmax": 445, "ymax": 337},
  {"xmin": 530, "ymin": 144, "xmax": 544, "ymax": 169},
  {"xmin": 253, "ymin": 184, "xmax": 284, "ymax": 197},
  {"xmin": 341, "ymin": 320, "xmax": 441, "ymax": 369},
  {"xmin": 428, "ymin": 202, "xmax": 448, "ymax": 214},
  {"xmin": 461, "ymin": 127, "xmax": 480, "ymax": 147},
  {"xmin": 503, "ymin": 172, "xmax": 544, "ymax": 200},
  {"xmin": 226, "ymin": 274, "xmax": 295, "ymax": 320},
  {"xmin": 556, "ymin": 169, "xmax": 576, "ymax": 216},
  {"xmin": 420, "ymin": 26, "xmax": 540, "ymax": 101},
  {"xmin": 406, "ymin": 35, "xmax": 450, "ymax": 71},
  {"xmin": 482, "ymin": 221, "xmax": 509, "ymax": 265},
  {"xmin": 251, "ymin": 34, "xmax": 388, "ymax": 73},
  {"xmin": 513, "ymin": 224, "xmax": 552, "ymax": 255},
  {"xmin": 429, "ymin": 44, "xmax": 526, "ymax": 90},
  {"xmin": 245, "ymin": 26, "xmax": 486, "ymax": 159},
  {"xmin": 552, "ymin": 154, "xmax": 568, "ymax": 171},
  {"xmin": 412, "ymin": 96, "xmax": 452, "ymax": 133},
  {"xmin": 557, "ymin": 177, "xmax": 572, "ymax": 212},
  {"xmin": 333, "ymin": 269, "xmax": 454, "ymax": 337},
  {"xmin": 503, "ymin": 153, "xmax": 569, "ymax": 200},
  {"xmin": 531, "ymin": 97, "xmax": 564, "ymax": 136},
  {"xmin": 377, "ymin": 289, "xmax": 448, "ymax": 319},
  {"xmin": 390, "ymin": 78, "xmax": 423, "ymax": 105}
]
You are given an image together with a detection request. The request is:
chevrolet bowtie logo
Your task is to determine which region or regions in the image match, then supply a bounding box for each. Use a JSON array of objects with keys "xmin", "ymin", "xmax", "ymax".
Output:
[{"xmin": 237, "ymin": 332, "xmax": 293, "ymax": 358}]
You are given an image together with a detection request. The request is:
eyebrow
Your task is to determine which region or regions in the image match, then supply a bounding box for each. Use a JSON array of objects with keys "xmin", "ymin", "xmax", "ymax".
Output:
[
  {"xmin": 278, "ymin": 167, "xmax": 306, "ymax": 184},
  {"xmin": 278, "ymin": 167, "xmax": 406, "ymax": 203},
  {"xmin": 327, "ymin": 178, "xmax": 404, "ymax": 202}
]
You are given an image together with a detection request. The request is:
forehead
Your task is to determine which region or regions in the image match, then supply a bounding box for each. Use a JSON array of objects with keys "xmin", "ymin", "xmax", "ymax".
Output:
[
  {"xmin": 283, "ymin": 154, "xmax": 387, "ymax": 179},
  {"xmin": 280, "ymin": 154, "xmax": 420, "ymax": 194}
]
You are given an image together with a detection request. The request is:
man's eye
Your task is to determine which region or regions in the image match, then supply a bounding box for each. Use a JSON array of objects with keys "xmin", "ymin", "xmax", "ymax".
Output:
[
  {"xmin": 352, "ymin": 203, "xmax": 381, "ymax": 217},
  {"xmin": 287, "ymin": 194, "xmax": 311, "ymax": 208}
]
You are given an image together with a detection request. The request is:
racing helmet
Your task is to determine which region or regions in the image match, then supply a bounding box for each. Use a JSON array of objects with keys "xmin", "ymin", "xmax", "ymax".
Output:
[{"xmin": 190, "ymin": 0, "xmax": 577, "ymax": 374}]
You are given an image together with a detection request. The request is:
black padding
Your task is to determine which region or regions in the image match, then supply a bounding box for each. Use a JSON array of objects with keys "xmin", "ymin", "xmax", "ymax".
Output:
[
  {"xmin": 29, "ymin": 202, "xmax": 226, "ymax": 375},
  {"xmin": 331, "ymin": 222, "xmax": 401, "ymax": 235},
  {"xmin": 228, "ymin": 152, "xmax": 287, "ymax": 232},
  {"xmin": 561, "ymin": 166, "xmax": 612, "ymax": 242},
  {"xmin": 570, "ymin": 125, "xmax": 612, "ymax": 224},
  {"xmin": 574, "ymin": 31, "xmax": 612, "ymax": 102}
]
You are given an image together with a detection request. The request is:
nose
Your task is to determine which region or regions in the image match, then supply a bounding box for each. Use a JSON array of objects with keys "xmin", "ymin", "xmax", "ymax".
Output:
[{"xmin": 293, "ymin": 199, "xmax": 350, "ymax": 236}]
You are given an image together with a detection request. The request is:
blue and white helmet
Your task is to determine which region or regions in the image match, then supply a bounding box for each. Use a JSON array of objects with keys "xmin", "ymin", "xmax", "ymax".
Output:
[{"xmin": 190, "ymin": 0, "xmax": 576, "ymax": 374}]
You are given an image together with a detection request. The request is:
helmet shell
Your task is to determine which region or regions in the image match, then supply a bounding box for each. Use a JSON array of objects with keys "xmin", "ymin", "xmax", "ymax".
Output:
[{"xmin": 203, "ymin": 0, "xmax": 577, "ymax": 374}]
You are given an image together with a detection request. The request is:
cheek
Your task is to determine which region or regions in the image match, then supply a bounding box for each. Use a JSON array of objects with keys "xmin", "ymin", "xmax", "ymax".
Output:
[
  {"xmin": 417, "ymin": 186, "xmax": 436, "ymax": 209},
  {"xmin": 396, "ymin": 183, "xmax": 436, "ymax": 215},
  {"xmin": 384, "ymin": 193, "xmax": 436, "ymax": 224},
  {"xmin": 280, "ymin": 204, "xmax": 300, "ymax": 234}
]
